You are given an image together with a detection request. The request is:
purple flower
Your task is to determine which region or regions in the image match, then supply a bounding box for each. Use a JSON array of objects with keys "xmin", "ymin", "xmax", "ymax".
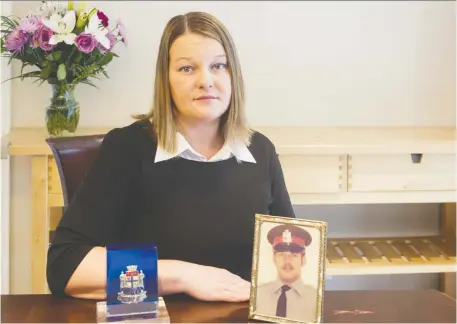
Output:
[
  {"xmin": 116, "ymin": 19, "xmax": 127, "ymax": 46},
  {"xmin": 97, "ymin": 31, "xmax": 117, "ymax": 53},
  {"xmin": 5, "ymin": 28, "xmax": 28, "ymax": 53},
  {"xmin": 31, "ymin": 25, "xmax": 55, "ymax": 51},
  {"xmin": 75, "ymin": 33, "xmax": 97, "ymax": 53},
  {"xmin": 97, "ymin": 11, "xmax": 109, "ymax": 28}
]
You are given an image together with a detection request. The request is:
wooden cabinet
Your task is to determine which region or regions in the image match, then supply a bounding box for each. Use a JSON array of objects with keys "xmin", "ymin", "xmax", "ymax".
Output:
[
  {"xmin": 2, "ymin": 126, "xmax": 456, "ymax": 294},
  {"xmin": 279, "ymin": 155, "xmax": 345, "ymax": 194},
  {"xmin": 348, "ymin": 154, "xmax": 456, "ymax": 192}
]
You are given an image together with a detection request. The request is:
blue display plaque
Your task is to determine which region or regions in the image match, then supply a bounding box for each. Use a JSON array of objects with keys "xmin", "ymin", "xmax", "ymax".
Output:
[{"xmin": 96, "ymin": 243, "xmax": 169, "ymax": 323}]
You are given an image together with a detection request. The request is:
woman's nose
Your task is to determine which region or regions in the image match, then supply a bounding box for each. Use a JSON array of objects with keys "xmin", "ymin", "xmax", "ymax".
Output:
[{"xmin": 197, "ymin": 69, "xmax": 214, "ymax": 88}]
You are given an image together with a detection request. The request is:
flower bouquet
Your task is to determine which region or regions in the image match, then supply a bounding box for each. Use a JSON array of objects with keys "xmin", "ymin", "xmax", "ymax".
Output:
[{"xmin": 1, "ymin": 1, "xmax": 127, "ymax": 136}]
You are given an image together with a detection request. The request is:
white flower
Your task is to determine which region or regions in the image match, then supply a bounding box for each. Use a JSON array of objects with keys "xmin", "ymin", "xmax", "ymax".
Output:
[
  {"xmin": 84, "ymin": 14, "xmax": 110, "ymax": 49},
  {"xmin": 37, "ymin": 1, "xmax": 66, "ymax": 19},
  {"xmin": 42, "ymin": 11, "xmax": 77, "ymax": 45}
]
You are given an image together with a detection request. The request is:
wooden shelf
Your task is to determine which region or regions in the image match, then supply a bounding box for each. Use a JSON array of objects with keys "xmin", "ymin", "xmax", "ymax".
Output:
[{"xmin": 326, "ymin": 236, "xmax": 456, "ymax": 275}]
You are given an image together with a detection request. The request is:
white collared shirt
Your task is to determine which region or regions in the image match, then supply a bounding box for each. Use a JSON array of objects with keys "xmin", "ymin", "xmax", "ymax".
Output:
[
  {"xmin": 255, "ymin": 278, "xmax": 318, "ymax": 322},
  {"xmin": 154, "ymin": 132, "xmax": 256, "ymax": 163}
]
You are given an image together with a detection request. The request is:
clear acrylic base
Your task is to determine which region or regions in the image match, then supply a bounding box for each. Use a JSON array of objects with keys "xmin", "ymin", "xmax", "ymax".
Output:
[{"xmin": 96, "ymin": 297, "xmax": 170, "ymax": 323}]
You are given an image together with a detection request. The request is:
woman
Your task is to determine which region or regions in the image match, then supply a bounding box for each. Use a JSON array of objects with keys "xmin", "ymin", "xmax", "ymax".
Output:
[{"xmin": 46, "ymin": 11, "xmax": 295, "ymax": 302}]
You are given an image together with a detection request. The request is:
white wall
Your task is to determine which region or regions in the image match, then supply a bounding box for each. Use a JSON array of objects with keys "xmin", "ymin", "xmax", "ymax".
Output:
[
  {"xmin": 6, "ymin": 1, "xmax": 456, "ymax": 293},
  {"xmin": 10, "ymin": 1, "xmax": 455, "ymax": 128}
]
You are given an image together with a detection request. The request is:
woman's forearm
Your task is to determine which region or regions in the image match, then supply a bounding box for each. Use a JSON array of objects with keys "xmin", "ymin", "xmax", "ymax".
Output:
[
  {"xmin": 63, "ymin": 247, "xmax": 187, "ymax": 299},
  {"xmin": 64, "ymin": 247, "xmax": 107, "ymax": 299},
  {"xmin": 157, "ymin": 260, "xmax": 186, "ymax": 295}
]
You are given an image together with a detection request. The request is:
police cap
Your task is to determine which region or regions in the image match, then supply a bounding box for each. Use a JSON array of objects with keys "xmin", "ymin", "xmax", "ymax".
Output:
[{"xmin": 267, "ymin": 224, "xmax": 312, "ymax": 254}]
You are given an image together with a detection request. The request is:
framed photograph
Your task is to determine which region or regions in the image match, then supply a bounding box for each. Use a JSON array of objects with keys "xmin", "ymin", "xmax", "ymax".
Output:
[{"xmin": 248, "ymin": 214, "xmax": 328, "ymax": 324}]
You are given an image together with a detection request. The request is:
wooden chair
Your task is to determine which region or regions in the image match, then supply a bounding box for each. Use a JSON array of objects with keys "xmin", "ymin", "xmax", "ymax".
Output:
[{"xmin": 45, "ymin": 134, "xmax": 105, "ymax": 207}]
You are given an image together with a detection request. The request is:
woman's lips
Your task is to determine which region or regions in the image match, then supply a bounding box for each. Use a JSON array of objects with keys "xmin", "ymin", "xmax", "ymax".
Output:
[{"xmin": 195, "ymin": 95, "xmax": 216, "ymax": 100}]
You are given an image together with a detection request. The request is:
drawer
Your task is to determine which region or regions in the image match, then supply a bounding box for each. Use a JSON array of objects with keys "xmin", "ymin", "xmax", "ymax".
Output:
[
  {"xmin": 279, "ymin": 155, "xmax": 345, "ymax": 194},
  {"xmin": 348, "ymin": 154, "xmax": 456, "ymax": 192}
]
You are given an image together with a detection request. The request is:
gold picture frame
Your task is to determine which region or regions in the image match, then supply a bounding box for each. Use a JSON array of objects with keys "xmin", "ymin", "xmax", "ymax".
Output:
[{"xmin": 248, "ymin": 214, "xmax": 328, "ymax": 324}]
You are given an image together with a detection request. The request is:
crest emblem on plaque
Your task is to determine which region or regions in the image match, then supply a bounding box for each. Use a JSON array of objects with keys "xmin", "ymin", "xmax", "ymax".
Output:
[{"xmin": 118, "ymin": 265, "xmax": 147, "ymax": 304}]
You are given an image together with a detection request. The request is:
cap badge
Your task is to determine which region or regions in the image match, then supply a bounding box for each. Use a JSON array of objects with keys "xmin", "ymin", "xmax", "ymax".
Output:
[{"xmin": 282, "ymin": 229, "xmax": 292, "ymax": 245}]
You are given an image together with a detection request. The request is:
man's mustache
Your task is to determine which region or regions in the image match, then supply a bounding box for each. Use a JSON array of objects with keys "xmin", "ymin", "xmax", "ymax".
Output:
[{"xmin": 281, "ymin": 263, "xmax": 294, "ymax": 270}]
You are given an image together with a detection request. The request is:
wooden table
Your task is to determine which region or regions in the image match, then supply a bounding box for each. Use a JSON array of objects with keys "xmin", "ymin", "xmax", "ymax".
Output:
[{"xmin": 2, "ymin": 290, "xmax": 456, "ymax": 323}]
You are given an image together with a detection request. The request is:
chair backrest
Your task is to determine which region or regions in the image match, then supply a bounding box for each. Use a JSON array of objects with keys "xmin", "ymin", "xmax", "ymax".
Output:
[{"xmin": 46, "ymin": 134, "xmax": 105, "ymax": 207}]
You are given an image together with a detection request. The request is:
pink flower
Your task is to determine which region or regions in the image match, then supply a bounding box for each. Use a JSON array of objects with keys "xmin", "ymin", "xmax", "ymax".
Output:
[
  {"xmin": 75, "ymin": 33, "xmax": 97, "ymax": 53},
  {"xmin": 97, "ymin": 31, "xmax": 116, "ymax": 53},
  {"xmin": 97, "ymin": 11, "xmax": 109, "ymax": 27},
  {"xmin": 5, "ymin": 28, "xmax": 28, "ymax": 53},
  {"xmin": 31, "ymin": 25, "xmax": 55, "ymax": 51},
  {"xmin": 116, "ymin": 19, "xmax": 127, "ymax": 46},
  {"xmin": 19, "ymin": 16, "xmax": 41, "ymax": 34}
]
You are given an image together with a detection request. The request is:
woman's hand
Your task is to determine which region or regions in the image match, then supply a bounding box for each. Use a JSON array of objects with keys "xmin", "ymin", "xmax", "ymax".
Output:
[{"xmin": 180, "ymin": 262, "xmax": 251, "ymax": 302}]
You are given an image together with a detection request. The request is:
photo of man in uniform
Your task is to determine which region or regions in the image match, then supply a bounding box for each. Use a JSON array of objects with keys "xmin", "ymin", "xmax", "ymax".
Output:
[{"xmin": 255, "ymin": 224, "xmax": 318, "ymax": 322}]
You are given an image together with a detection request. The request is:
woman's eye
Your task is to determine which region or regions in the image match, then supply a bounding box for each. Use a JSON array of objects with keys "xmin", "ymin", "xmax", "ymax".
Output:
[
  {"xmin": 214, "ymin": 63, "xmax": 227, "ymax": 70},
  {"xmin": 179, "ymin": 66, "xmax": 193, "ymax": 73}
]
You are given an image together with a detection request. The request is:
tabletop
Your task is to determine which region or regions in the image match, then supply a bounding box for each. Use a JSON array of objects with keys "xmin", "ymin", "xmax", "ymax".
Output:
[{"xmin": 2, "ymin": 290, "xmax": 456, "ymax": 323}]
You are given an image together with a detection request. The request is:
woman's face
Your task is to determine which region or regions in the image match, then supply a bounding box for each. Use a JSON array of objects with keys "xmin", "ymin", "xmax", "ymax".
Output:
[{"xmin": 168, "ymin": 32, "xmax": 232, "ymax": 125}]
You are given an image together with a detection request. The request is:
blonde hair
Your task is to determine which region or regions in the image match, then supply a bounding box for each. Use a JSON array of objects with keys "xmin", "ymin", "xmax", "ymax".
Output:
[{"xmin": 134, "ymin": 11, "xmax": 252, "ymax": 153}]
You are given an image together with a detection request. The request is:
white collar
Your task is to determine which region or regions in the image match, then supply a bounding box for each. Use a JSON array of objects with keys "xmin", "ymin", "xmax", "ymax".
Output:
[
  {"xmin": 271, "ymin": 278, "xmax": 307, "ymax": 297},
  {"xmin": 154, "ymin": 132, "xmax": 256, "ymax": 163}
]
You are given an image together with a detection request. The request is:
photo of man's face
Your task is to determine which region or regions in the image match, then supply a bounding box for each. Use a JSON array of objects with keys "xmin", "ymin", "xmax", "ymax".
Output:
[
  {"xmin": 273, "ymin": 251, "xmax": 304, "ymax": 284},
  {"xmin": 268, "ymin": 224, "xmax": 310, "ymax": 285},
  {"xmin": 250, "ymin": 215, "xmax": 327, "ymax": 324},
  {"xmin": 253, "ymin": 221, "xmax": 322, "ymax": 323}
]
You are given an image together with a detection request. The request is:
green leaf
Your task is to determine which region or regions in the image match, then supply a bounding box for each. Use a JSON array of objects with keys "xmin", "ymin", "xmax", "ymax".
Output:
[
  {"xmin": 57, "ymin": 63, "xmax": 66, "ymax": 81},
  {"xmin": 20, "ymin": 62, "xmax": 29, "ymax": 80},
  {"xmin": 53, "ymin": 51, "xmax": 62, "ymax": 61},
  {"xmin": 1, "ymin": 16, "xmax": 20, "ymax": 29},
  {"xmin": 46, "ymin": 51, "xmax": 62, "ymax": 61},
  {"xmin": 49, "ymin": 61, "xmax": 57, "ymax": 70},
  {"xmin": 73, "ymin": 52, "xmax": 83, "ymax": 63},
  {"xmin": 40, "ymin": 66, "xmax": 51, "ymax": 79},
  {"xmin": 80, "ymin": 80, "xmax": 99, "ymax": 88},
  {"xmin": 97, "ymin": 52, "xmax": 114, "ymax": 66},
  {"xmin": 1, "ymin": 71, "xmax": 41, "ymax": 83},
  {"xmin": 41, "ymin": 60, "xmax": 49, "ymax": 67},
  {"xmin": 33, "ymin": 78, "xmax": 47, "ymax": 86}
]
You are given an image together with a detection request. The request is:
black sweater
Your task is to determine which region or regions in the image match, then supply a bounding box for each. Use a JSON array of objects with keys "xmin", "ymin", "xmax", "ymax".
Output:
[{"xmin": 46, "ymin": 120, "xmax": 295, "ymax": 296}]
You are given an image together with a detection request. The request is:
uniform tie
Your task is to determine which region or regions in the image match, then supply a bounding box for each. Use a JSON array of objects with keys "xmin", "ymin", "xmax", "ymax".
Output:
[{"xmin": 276, "ymin": 285, "xmax": 291, "ymax": 317}]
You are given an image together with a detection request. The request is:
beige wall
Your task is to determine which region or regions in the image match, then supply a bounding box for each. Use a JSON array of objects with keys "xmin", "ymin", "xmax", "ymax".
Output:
[{"xmin": 5, "ymin": 1, "xmax": 456, "ymax": 293}]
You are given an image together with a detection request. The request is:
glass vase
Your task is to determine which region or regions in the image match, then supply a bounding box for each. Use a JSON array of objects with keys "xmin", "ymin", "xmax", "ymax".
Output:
[{"xmin": 45, "ymin": 83, "xmax": 80, "ymax": 137}]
